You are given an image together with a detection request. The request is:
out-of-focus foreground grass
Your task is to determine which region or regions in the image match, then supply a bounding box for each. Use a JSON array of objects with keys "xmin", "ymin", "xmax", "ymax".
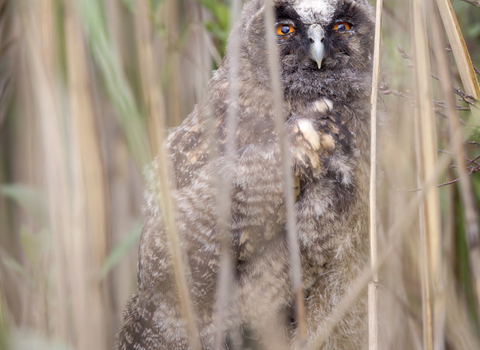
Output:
[{"xmin": 0, "ymin": 0, "xmax": 479, "ymax": 349}]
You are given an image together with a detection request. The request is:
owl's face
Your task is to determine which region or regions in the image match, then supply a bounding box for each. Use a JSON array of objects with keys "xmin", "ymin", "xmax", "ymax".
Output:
[
  {"xmin": 238, "ymin": 0, "xmax": 375, "ymax": 106},
  {"xmin": 276, "ymin": 1, "xmax": 373, "ymax": 71}
]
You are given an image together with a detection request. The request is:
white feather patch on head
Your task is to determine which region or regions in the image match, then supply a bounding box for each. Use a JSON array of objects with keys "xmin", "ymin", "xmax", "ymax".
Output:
[{"xmin": 292, "ymin": 0, "xmax": 340, "ymax": 25}]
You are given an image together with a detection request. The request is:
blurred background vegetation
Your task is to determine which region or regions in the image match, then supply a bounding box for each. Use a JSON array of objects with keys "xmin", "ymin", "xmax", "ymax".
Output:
[{"xmin": 0, "ymin": 0, "xmax": 479, "ymax": 349}]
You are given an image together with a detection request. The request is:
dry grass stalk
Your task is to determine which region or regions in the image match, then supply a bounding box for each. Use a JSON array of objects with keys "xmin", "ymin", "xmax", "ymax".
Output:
[
  {"xmin": 135, "ymin": 0, "xmax": 168, "ymax": 147},
  {"xmin": 368, "ymin": 0, "xmax": 383, "ymax": 349},
  {"xmin": 411, "ymin": 0, "xmax": 444, "ymax": 348},
  {"xmin": 0, "ymin": 286, "xmax": 6, "ymax": 350},
  {"xmin": 213, "ymin": 1, "xmax": 242, "ymax": 349},
  {"xmin": 103, "ymin": 0, "xmax": 124, "ymax": 59},
  {"xmin": 100, "ymin": 0, "xmax": 139, "ymax": 327},
  {"xmin": 3, "ymin": 0, "xmax": 480, "ymax": 348},
  {"xmin": 65, "ymin": 2, "xmax": 109, "ymax": 348},
  {"xmin": 0, "ymin": 285, "xmax": 5, "ymax": 323},
  {"xmin": 0, "ymin": 3, "xmax": 15, "ymax": 323},
  {"xmin": 436, "ymin": 0, "xmax": 480, "ymax": 328},
  {"xmin": 20, "ymin": 0, "xmax": 70, "ymax": 341},
  {"xmin": 264, "ymin": 0, "xmax": 307, "ymax": 345},
  {"xmin": 435, "ymin": 0, "xmax": 480, "ymax": 105},
  {"xmin": 163, "ymin": 0, "xmax": 182, "ymax": 127},
  {"xmin": 134, "ymin": 0, "xmax": 201, "ymax": 349},
  {"xmin": 426, "ymin": 2, "xmax": 465, "ymax": 348}
]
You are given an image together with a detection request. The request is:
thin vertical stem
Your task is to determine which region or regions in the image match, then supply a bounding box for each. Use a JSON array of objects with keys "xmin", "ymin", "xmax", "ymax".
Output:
[
  {"xmin": 0, "ymin": 284, "xmax": 5, "ymax": 325},
  {"xmin": 134, "ymin": 1, "xmax": 201, "ymax": 349},
  {"xmin": 417, "ymin": 200, "xmax": 434, "ymax": 350},
  {"xmin": 21, "ymin": 0, "xmax": 70, "ymax": 342},
  {"xmin": 263, "ymin": 0, "xmax": 307, "ymax": 345},
  {"xmin": 435, "ymin": 0, "xmax": 480, "ymax": 331},
  {"xmin": 411, "ymin": 0, "xmax": 442, "ymax": 349},
  {"xmin": 368, "ymin": 0, "xmax": 382, "ymax": 349},
  {"xmin": 65, "ymin": 1, "xmax": 109, "ymax": 348},
  {"xmin": 213, "ymin": 1, "xmax": 242, "ymax": 349},
  {"xmin": 0, "ymin": 285, "xmax": 6, "ymax": 350},
  {"xmin": 426, "ymin": 2, "xmax": 451, "ymax": 348},
  {"xmin": 163, "ymin": 0, "xmax": 181, "ymax": 127}
]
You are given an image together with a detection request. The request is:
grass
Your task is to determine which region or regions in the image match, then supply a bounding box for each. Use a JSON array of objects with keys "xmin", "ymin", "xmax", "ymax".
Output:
[{"xmin": 0, "ymin": 0, "xmax": 479, "ymax": 349}]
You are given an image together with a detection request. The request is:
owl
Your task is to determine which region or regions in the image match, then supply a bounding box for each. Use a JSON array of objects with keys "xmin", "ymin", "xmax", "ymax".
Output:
[{"xmin": 116, "ymin": 0, "xmax": 375, "ymax": 349}]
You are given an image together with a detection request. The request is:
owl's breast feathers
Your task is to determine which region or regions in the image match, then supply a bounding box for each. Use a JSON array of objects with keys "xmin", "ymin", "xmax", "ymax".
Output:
[{"xmin": 287, "ymin": 98, "xmax": 357, "ymax": 184}]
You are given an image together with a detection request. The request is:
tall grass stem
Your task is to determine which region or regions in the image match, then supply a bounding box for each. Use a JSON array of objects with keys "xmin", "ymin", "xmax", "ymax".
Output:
[{"xmin": 368, "ymin": 0, "xmax": 383, "ymax": 348}]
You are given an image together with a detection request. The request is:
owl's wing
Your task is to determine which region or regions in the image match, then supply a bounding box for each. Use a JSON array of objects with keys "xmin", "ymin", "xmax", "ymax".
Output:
[
  {"xmin": 116, "ymin": 210, "xmax": 191, "ymax": 350},
  {"xmin": 117, "ymin": 174, "xmax": 221, "ymax": 349},
  {"xmin": 115, "ymin": 292, "xmax": 157, "ymax": 350},
  {"xmin": 230, "ymin": 143, "xmax": 286, "ymax": 261}
]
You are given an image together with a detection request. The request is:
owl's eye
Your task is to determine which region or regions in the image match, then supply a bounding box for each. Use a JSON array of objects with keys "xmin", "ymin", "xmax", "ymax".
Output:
[
  {"xmin": 276, "ymin": 23, "xmax": 295, "ymax": 36},
  {"xmin": 333, "ymin": 22, "xmax": 351, "ymax": 32}
]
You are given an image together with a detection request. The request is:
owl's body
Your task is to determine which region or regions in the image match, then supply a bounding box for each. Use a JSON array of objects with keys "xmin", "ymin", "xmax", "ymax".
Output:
[{"xmin": 116, "ymin": 0, "xmax": 374, "ymax": 349}]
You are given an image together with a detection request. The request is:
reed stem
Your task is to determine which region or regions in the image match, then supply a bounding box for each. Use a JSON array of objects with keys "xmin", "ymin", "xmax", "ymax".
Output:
[
  {"xmin": 368, "ymin": 0, "xmax": 383, "ymax": 348},
  {"xmin": 264, "ymin": 0, "xmax": 307, "ymax": 346},
  {"xmin": 135, "ymin": 0, "xmax": 201, "ymax": 348}
]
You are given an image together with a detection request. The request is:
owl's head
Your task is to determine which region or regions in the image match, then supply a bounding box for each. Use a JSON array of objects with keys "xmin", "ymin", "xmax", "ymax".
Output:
[{"xmin": 231, "ymin": 0, "xmax": 375, "ymax": 106}]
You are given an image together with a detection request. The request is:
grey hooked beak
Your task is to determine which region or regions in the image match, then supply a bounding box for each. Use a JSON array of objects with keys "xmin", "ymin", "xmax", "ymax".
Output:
[{"xmin": 308, "ymin": 24, "xmax": 325, "ymax": 69}]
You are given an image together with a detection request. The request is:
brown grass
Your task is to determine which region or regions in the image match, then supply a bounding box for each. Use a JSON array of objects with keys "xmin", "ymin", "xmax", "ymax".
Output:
[{"xmin": 0, "ymin": 0, "xmax": 479, "ymax": 349}]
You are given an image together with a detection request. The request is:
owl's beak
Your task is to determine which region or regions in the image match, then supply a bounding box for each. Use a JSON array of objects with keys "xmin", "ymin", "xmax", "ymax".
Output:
[{"xmin": 308, "ymin": 24, "xmax": 326, "ymax": 69}]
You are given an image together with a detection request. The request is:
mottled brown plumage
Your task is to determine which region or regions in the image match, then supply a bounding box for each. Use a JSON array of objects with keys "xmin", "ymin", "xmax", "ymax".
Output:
[{"xmin": 116, "ymin": 0, "xmax": 375, "ymax": 349}]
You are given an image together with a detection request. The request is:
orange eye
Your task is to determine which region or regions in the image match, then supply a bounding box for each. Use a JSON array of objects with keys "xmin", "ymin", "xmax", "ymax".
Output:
[
  {"xmin": 276, "ymin": 23, "xmax": 295, "ymax": 36},
  {"xmin": 333, "ymin": 22, "xmax": 351, "ymax": 32}
]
